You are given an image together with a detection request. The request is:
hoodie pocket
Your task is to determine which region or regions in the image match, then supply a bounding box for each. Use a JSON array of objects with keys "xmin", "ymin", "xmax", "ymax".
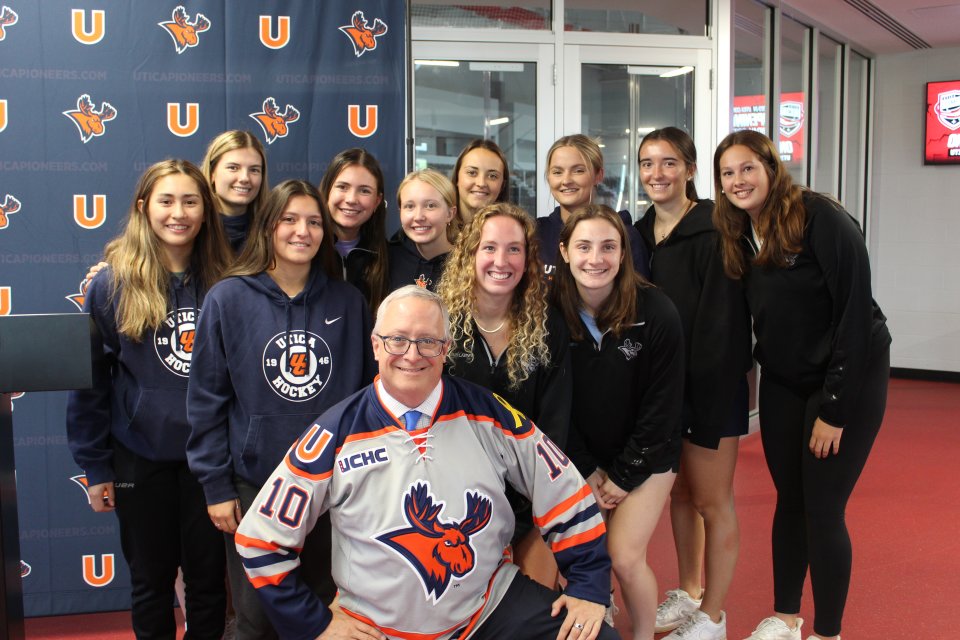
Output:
[
  {"xmin": 241, "ymin": 413, "xmax": 317, "ymax": 484},
  {"xmin": 126, "ymin": 388, "xmax": 190, "ymax": 458}
]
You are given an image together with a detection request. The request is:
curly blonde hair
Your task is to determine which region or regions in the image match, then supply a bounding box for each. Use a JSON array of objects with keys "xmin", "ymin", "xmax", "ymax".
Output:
[{"xmin": 437, "ymin": 203, "xmax": 550, "ymax": 389}]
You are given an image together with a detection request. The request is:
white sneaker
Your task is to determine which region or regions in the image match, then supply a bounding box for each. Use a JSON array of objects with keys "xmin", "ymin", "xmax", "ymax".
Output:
[
  {"xmin": 664, "ymin": 609, "xmax": 726, "ymax": 640},
  {"xmin": 804, "ymin": 637, "xmax": 839, "ymax": 640},
  {"xmin": 743, "ymin": 616, "xmax": 803, "ymax": 640},
  {"xmin": 656, "ymin": 588, "xmax": 703, "ymax": 633}
]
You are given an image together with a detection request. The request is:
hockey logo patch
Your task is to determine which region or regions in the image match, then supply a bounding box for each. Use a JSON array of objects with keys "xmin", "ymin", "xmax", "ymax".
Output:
[
  {"xmin": 377, "ymin": 483, "xmax": 492, "ymax": 601},
  {"xmin": 154, "ymin": 308, "xmax": 196, "ymax": 376},
  {"xmin": 618, "ymin": 338, "xmax": 641, "ymax": 361},
  {"xmin": 262, "ymin": 331, "xmax": 333, "ymax": 402}
]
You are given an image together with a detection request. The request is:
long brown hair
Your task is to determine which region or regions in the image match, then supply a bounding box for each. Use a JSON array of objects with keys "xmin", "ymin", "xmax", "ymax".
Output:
[
  {"xmin": 550, "ymin": 204, "xmax": 647, "ymax": 342},
  {"xmin": 451, "ymin": 139, "xmax": 511, "ymax": 209},
  {"xmin": 437, "ymin": 203, "xmax": 549, "ymax": 389},
  {"xmin": 318, "ymin": 148, "xmax": 388, "ymax": 307},
  {"xmin": 229, "ymin": 180, "xmax": 340, "ymax": 280},
  {"xmin": 639, "ymin": 127, "xmax": 699, "ymax": 201},
  {"xmin": 200, "ymin": 130, "xmax": 269, "ymax": 214},
  {"xmin": 712, "ymin": 130, "xmax": 806, "ymax": 278},
  {"xmin": 107, "ymin": 159, "xmax": 231, "ymax": 340}
]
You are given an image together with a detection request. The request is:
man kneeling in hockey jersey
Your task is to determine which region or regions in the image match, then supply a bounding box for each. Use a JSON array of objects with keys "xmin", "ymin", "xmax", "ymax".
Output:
[{"xmin": 236, "ymin": 286, "xmax": 618, "ymax": 640}]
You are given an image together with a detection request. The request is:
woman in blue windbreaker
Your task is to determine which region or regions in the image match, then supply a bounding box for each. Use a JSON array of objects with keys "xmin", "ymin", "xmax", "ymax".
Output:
[
  {"xmin": 187, "ymin": 180, "xmax": 375, "ymax": 639},
  {"xmin": 66, "ymin": 159, "xmax": 232, "ymax": 639}
]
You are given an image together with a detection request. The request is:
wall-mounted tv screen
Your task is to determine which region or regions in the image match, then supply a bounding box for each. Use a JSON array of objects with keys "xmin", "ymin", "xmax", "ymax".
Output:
[{"xmin": 925, "ymin": 80, "xmax": 960, "ymax": 165}]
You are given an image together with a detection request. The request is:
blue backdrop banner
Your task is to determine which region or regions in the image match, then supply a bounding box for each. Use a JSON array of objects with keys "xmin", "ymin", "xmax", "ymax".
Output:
[{"xmin": 0, "ymin": 0, "xmax": 406, "ymax": 616}]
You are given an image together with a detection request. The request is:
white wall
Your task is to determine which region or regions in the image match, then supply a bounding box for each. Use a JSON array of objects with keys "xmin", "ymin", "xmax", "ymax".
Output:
[{"xmin": 872, "ymin": 47, "xmax": 960, "ymax": 372}]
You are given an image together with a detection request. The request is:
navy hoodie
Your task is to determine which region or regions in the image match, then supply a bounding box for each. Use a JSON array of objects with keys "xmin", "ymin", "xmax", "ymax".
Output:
[
  {"xmin": 386, "ymin": 232, "xmax": 448, "ymax": 293},
  {"xmin": 220, "ymin": 209, "xmax": 251, "ymax": 255},
  {"xmin": 187, "ymin": 267, "xmax": 376, "ymax": 505},
  {"xmin": 66, "ymin": 267, "xmax": 204, "ymax": 486},
  {"xmin": 536, "ymin": 206, "xmax": 651, "ymax": 285}
]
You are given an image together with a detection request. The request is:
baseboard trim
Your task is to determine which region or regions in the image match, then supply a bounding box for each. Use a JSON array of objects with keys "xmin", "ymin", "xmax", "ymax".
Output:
[{"xmin": 890, "ymin": 367, "xmax": 960, "ymax": 383}]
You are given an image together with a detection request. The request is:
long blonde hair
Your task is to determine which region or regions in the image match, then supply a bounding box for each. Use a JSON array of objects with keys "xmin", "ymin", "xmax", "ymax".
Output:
[
  {"xmin": 107, "ymin": 159, "xmax": 230, "ymax": 340},
  {"xmin": 437, "ymin": 203, "xmax": 549, "ymax": 389},
  {"xmin": 201, "ymin": 130, "xmax": 270, "ymax": 214}
]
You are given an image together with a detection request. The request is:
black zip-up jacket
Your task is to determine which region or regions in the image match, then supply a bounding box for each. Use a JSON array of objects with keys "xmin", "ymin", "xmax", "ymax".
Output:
[
  {"xmin": 742, "ymin": 191, "xmax": 891, "ymax": 427},
  {"xmin": 566, "ymin": 285, "xmax": 684, "ymax": 492},
  {"xmin": 339, "ymin": 245, "xmax": 379, "ymax": 307},
  {"xmin": 386, "ymin": 232, "xmax": 448, "ymax": 293},
  {"xmin": 636, "ymin": 200, "xmax": 752, "ymax": 449}
]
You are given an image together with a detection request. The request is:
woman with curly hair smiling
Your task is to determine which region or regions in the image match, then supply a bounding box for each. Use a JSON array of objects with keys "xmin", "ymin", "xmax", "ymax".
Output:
[{"xmin": 437, "ymin": 202, "xmax": 572, "ymax": 590}]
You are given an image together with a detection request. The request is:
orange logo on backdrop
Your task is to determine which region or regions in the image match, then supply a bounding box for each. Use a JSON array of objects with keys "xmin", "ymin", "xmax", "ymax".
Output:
[
  {"xmin": 82, "ymin": 554, "xmax": 115, "ymax": 587},
  {"xmin": 71, "ymin": 9, "xmax": 104, "ymax": 45},
  {"xmin": 0, "ymin": 286, "xmax": 10, "ymax": 315},
  {"xmin": 339, "ymin": 11, "xmax": 387, "ymax": 57},
  {"xmin": 63, "ymin": 94, "xmax": 116, "ymax": 143},
  {"xmin": 0, "ymin": 194, "xmax": 20, "ymax": 229},
  {"xmin": 348, "ymin": 105, "xmax": 378, "ymax": 138},
  {"xmin": 70, "ymin": 474, "xmax": 92, "ymax": 504},
  {"xmin": 74, "ymin": 195, "xmax": 106, "ymax": 229},
  {"xmin": 0, "ymin": 6, "xmax": 18, "ymax": 41},
  {"xmin": 0, "ymin": 99, "xmax": 6, "ymax": 132},
  {"xmin": 167, "ymin": 102, "xmax": 199, "ymax": 137},
  {"xmin": 159, "ymin": 5, "xmax": 209, "ymax": 54},
  {"xmin": 259, "ymin": 15, "xmax": 289, "ymax": 49},
  {"xmin": 66, "ymin": 279, "xmax": 90, "ymax": 311},
  {"xmin": 250, "ymin": 97, "xmax": 300, "ymax": 144}
]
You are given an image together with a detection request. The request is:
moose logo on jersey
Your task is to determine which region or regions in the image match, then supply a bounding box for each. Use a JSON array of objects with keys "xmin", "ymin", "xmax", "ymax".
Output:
[
  {"xmin": 377, "ymin": 483, "xmax": 492, "ymax": 601},
  {"xmin": 262, "ymin": 330, "xmax": 333, "ymax": 402},
  {"xmin": 250, "ymin": 97, "xmax": 300, "ymax": 144},
  {"xmin": 339, "ymin": 11, "xmax": 387, "ymax": 57},
  {"xmin": 154, "ymin": 308, "xmax": 196, "ymax": 376},
  {"xmin": 0, "ymin": 194, "xmax": 21, "ymax": 229},
  {"xmin": 159, "ymin": 6, "xmax": 209, "ymax": 54},
  {"xmin": 63, "ymin": 94, "xmax": 116, "ymax": 143},
  {"xmin": 0, "ymin": 5, "xmax": 18, "ymax": 41}
]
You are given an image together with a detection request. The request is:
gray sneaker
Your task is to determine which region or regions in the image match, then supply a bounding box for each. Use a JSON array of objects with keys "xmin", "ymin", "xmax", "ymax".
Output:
[{"xmin": 655, "ymin": 588, "xmax": 703, "ymax": 632}]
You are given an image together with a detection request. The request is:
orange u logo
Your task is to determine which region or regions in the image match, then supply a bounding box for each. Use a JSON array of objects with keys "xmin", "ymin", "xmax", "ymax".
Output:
[
  {"xmin": 167, "ymin": 102, "xmax": 199, "ymax": 137},
  {"xmin": 294, "ymin": 426, "xmax": 333, "ymax": 464},
  {"xmin": 73, "ymin": 194, "xmax": 106, "ymax": 229},
  {"xmin": 71, "ymin": 9, "xmax": 105, "ymax": 45},
  {"xmin": 259, "ymin": 15, "xmax": 289, "ymax": 49},
  {"xmin": 348, "ymin": 105, "xmax": 378, "ymax": 138},
  {"xmin": 0, "ymin": 99, "xmax": 7, "ymax": 133},
  {"xmin": 0, "ymin": 287, "xmax": 10, "ymax": 316},
  {"xmin": 82, "ymin": 554, "xmax": 115, "ymax": 587}
]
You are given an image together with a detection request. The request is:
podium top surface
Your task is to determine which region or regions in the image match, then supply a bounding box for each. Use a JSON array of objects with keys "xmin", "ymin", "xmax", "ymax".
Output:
[{"xmin": 0, "ymin": 313, "xmax": 94, "ymax": 393}]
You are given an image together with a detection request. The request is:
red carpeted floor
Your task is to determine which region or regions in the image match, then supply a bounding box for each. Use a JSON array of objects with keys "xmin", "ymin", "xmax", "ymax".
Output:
[{"xmin": 25, "ymin": 378, "xmax": 959, "ymax": 639}]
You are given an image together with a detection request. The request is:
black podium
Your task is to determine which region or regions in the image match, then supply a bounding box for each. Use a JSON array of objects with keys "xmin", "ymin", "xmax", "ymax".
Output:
[{"xmin": 0, "ymin": 313, "xmax": 96, "ymax": 639}]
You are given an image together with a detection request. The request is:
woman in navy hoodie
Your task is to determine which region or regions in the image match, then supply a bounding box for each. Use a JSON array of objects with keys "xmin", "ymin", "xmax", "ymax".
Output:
[
  {"xmin": 67, "ymin": 159, "xmax": 232, "ymax": 639},
  {"xmin": 187, "ymin": 180, "xmax": 376, "ymax": 639},
  {"xmin": 387, "ymin": 169, "xmax": 462, "ymax": 292}
]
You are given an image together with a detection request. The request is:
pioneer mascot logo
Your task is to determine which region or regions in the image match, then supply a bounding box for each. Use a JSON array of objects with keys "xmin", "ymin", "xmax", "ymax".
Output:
[
  {"xmin": 259, "ymin": 15, "xmax": 290, "ymax": 49},
  {"xmin": 71, "ymin": 9, "xmax": 105, "ymax": 45},
  {"xmin": 262, "ymin": 330, "xmax": 333, "ymax": 401},
  {"xmin": 155, "ymin": 308, "xmax": 197, "ymax": 377},
  {"xmin": 377, "ymin": 483, "xmax": 492, "ymax": 601},
  {"xmin": 63, "ymin": 94, "xmax": 116, "ymax": 143},
  {"xmin": 66, "ymin": 278, "xmax": 89, "ymax": 311},
  {"xmin": 82, "ymin": 554, "xmax": 115, "ymax": 587},
  {"xmin": 0, "ymin": 6, "xmax": 18, "ymax": 41},
  {"xmin": 250, "ymin": 97, "xmax": 300, "ymax": 144},
  {"xmin": 339, "ymin": 11, "xmax": 387, "ymax": 57},
  {"xmin": 159, "ymin": 6, "xmax": 210, "ymax": 54},
  {"xmin": 0, "ymin": 194, "xmax": 21, "ymax": 229}
]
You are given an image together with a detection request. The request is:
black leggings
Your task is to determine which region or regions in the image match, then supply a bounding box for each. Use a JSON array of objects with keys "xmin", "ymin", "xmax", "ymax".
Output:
[{"xmin": 758, "ymin": 348, "xmax": 888, "ymax": 638}]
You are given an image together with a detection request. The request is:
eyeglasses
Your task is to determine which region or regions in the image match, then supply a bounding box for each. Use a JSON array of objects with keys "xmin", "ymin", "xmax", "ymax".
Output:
[{"xmin": 376, "ymin": 334, "xmax": 448, "ymax": 357}]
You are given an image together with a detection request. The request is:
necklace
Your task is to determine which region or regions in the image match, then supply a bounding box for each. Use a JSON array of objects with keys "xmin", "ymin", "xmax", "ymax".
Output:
[
  {"xmin": 657, "ymin": 199, "xmax": 696, "ymax": 241},
  {"xmin": 475, "ymin": 318, "xmax": 506, "ymax": 333}
]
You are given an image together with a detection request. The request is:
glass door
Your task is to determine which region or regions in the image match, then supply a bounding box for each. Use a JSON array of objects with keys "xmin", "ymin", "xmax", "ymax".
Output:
[
  {"xmin": 412, "ymin": 41, "xmax": 555, "ymax": 217},
  {"xmin": 562, "ymin": 45, "xmax": 712, "ymax": 222}
]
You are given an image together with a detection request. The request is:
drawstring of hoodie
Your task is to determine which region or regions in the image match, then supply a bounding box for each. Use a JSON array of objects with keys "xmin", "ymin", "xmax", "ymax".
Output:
[{"xmin": 283, "ymin": 269, "xmax": 314, "ymax": 373}]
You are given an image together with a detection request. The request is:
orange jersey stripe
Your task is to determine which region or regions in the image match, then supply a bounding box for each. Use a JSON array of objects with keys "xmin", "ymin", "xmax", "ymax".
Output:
[
  {"xmin": 532, "ymin": 484, "xmax": 593, "ymax": 528},
  {"xmin": 550, "ymin": 522, "xmax": 607, "ymax": 553},
  {"xmin": 249, "ymin": 570, "xmax": 290, "ymax": 589},
  {"xmin": 234, "ymin": 533, "xmax": 303, "ymax": 554},
  {"xmin": 283, "ymin": 456, "xmax": 333, "ymax": 482}
]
